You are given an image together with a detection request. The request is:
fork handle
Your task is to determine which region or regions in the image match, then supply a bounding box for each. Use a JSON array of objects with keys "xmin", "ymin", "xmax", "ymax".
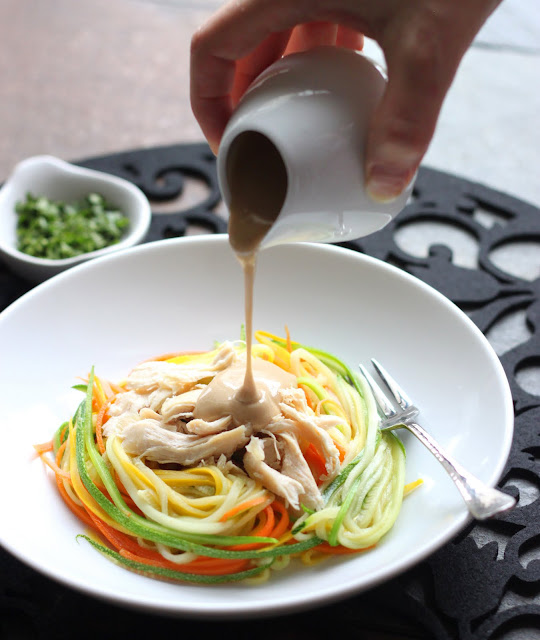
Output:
[{"xmin": 404, "ymin": 422, "xmax": 516, "ymax": 520}]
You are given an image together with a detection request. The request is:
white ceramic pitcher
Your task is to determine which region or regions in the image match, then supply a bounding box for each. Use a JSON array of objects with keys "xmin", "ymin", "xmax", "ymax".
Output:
[{"xmin": 217, "ymin": 46, "xmax": 414, "ymax": 250}]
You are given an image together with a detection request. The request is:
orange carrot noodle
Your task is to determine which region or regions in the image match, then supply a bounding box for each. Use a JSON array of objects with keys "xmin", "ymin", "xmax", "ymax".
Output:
[{"xmin": 219, "ymin": 495, "xmax": 271, "ymax": 522}]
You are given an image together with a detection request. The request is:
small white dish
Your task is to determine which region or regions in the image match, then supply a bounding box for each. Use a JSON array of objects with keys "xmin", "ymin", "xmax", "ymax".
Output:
[
  {"xmin": 0, "ymin": 236, "xmax": 514, "ymax": 618},
  {"xmin": 0, "ymin": 155, "xmax": 151, "ymax": 282}
]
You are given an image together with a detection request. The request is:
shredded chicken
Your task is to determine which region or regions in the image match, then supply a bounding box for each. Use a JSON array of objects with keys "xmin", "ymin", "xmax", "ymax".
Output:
[
  {"xmin": 243, "ymin": 436, "xmax": 305, "ymax": 510},
  {"xmin": 122, "ymin": 420, "xmax": 249, "ymax": 466},
  {"xmin": 127, "ymin": 342, "xmax": 236, "ymax": 395},
  {"xmin": 104, "ymin": 341, "xmax": 345, "ymax": 514},
  {"xmin": 106, "ymin": 343, "xmax": 236, "ymax": 436},
  {"xmin": 242, "ymin": 433, "xmax": 324, "ymax": 511},
  {"xmin": 268, "ymin": 405, "xmax": 341, "ymax": 478},
  {"xmin": 160, "ymin": 388, "xmax": 203, "ymax": 423},
  {"xmin": 278, "ymin": 433, "xmax": 324, "ymax": 510},
  {"xmin": 103, "ymin": 411, "xmax": 140, "ymax": 439},
  {"xmin": 108, "ymin": 390, "xmax": 148, "ymax": 418},
  {"xmin": 184, "ymin": 415, "xmax": 232, "ymax": 436}
]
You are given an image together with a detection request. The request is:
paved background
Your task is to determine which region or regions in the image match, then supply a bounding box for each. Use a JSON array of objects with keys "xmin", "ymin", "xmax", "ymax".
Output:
[{"xmin": 1, "ymin": 0, "xmax": 539, "ymax": 209}]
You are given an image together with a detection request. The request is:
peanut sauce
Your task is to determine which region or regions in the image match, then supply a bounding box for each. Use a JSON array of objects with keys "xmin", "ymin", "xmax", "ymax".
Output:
[{"xmin": 196, "ymin": 131, "xmax": 291, "ymax": 425}]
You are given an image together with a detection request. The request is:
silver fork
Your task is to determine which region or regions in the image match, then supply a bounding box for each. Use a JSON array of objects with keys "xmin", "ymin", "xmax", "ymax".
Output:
[{"xmin": 359, "ymin": 359, "xmax": 516, "ymax": 520}]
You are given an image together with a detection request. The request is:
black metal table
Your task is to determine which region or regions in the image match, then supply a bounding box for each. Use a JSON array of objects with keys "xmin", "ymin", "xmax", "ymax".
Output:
[{"xmin": 1, "ymin": 143, "xmax": 539, "ymax": 640}]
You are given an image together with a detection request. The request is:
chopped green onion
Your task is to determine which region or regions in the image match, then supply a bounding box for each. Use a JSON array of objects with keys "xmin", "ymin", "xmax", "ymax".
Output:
[{"xmin": 15, "ymin": 192, "xmax": 129, "ymax": 260}]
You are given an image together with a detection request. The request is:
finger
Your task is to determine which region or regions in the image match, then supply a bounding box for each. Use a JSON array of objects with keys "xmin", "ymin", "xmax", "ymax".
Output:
[
  {"xmin": 191, "ymin": 0, "xmax": 355, "ymax": 150},
  {"xmin": 191, "ymin": 0, "xmax": 311, "ymax": 151},
  {"xmin": 285, "ymin": 22, "xmax": 338, "ymax": 54},
  {"xmin": 365, "ymin": 14, "xmax": 467, "ymax": 202},
  {"xmin": 190, "ymin": 0, "xmax": 369, "ymax": 152},
  {"xmin": 189, "ymin": 53, "xmax": 236, "ymax": 155},
  {"xmin": 231, "ymin": 30, "xmax": 292, "ymax": 106}
]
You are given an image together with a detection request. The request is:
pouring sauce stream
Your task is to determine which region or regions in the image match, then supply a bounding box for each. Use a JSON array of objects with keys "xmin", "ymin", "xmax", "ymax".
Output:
[
  {"xmin": 193, "ymin": 131, "xmax": 290, "ymax": 427},
  {"xmin": 226, "ymin": 130, "xmax": 288, "ymax": 407}
]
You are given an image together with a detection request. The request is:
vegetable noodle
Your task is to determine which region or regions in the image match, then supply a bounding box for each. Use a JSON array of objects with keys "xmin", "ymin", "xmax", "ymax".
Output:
[{"xmin": 37, "ymin": 330, "xmax": 407, "ymax": 584}]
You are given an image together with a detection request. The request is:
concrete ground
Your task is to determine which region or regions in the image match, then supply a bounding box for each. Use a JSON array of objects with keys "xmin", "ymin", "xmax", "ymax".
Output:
[{"xmin": 1, "ymin": 0, "xmax": 539, "ymax": 208}]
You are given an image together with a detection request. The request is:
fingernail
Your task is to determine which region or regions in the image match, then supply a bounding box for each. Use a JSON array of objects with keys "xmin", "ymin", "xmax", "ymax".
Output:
[{"xmin": 366, "ymin": 164, "xmax": 411, "ymax": 203}]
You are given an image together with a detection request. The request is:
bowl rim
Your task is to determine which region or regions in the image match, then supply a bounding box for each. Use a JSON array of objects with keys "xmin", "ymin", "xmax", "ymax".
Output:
[
  {"xmin": 0, "ymin": 235, "xmax": 515, "ymax": 617},
  {"xmin": 0, "ymin": 154, "xmax": 152, "ymax": 267}
]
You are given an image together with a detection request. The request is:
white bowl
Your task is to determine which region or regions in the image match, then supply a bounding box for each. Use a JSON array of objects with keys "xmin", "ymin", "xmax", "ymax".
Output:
[
  {"xmin": 0, "ymin": 236, "xmax": 514, "ymax": 618},
  {"xmin": 0, "ymin": 155, "xmax": 151, "ymax": 282}
]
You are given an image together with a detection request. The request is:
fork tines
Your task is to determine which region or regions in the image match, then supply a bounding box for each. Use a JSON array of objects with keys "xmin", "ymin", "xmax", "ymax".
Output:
[
  {"xmin": 358, "ymin": 363, "xmax": 398, "ymax": 421},
  {"xmin": 370, "ymin": 359, "xmax": 413, "ymax": 411}
]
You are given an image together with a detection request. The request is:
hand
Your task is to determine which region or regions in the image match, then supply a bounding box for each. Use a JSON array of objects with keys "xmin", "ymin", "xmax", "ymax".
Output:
[{"xmin": 190, "ymin": 0, "xmax": 501, "ymax": 202}]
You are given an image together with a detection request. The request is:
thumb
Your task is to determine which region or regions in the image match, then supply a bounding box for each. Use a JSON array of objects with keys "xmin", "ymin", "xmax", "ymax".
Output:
[{"xmin": 364, "ymin": 16, "xmax": 468, "ymax": 202}]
